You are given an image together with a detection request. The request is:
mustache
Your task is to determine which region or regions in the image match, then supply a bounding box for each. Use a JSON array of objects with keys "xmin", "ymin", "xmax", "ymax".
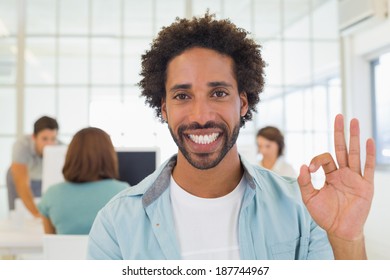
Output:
[{"xmin": 178, "ymin": 121, "xmax": 225, "ymax": 133}]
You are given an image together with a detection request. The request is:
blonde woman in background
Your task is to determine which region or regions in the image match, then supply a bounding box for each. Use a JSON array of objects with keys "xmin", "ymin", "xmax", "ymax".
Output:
[
  {"xmin": 256, "ymin": 126, "xmax": 296, "ymax": 178},
  {"xmin": 38, "ymin": 127, "xmax": 128, "ymax": 234}
]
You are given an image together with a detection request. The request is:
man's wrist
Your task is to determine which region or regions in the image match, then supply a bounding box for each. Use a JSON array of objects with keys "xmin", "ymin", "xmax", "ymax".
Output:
[{"xmin": 328, "ymin": 234, "xmax": 367, "ymax": 260}]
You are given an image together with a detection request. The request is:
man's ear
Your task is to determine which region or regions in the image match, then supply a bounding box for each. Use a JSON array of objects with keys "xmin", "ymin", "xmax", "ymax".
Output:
[
  {"xmin": 239, "ymin": 91, "xmax": 249, "ymax": 117},
  {"xmin": 161, "ymin": 98, "xmax": 168, "ymax": 122}
]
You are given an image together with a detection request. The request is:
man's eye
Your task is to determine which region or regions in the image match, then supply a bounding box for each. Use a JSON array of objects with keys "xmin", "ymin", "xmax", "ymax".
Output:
[
  {"xmin": 174, "ymin": 93, "xmax": 189, "ymax": 100},
  {"xmin": 213, "ymin": 90, "xmax": 227, "ymax": 98}
]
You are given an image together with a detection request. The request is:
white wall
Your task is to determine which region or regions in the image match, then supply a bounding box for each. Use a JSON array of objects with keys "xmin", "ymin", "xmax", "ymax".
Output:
[
  {"xmin": 342, "ymin": 2, "xmax": 390, "ymax": 259},
  {"xmin": 0, "ymin": 186, "xmax": 8, "ymax": 220},
  {"xmin": 365, "ymin": 171, "xmax": 390, "ymax": 259}
]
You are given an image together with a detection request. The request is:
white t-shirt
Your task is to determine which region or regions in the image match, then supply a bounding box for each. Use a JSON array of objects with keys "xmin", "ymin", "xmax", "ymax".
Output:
[{"xmin": 170, "ymin": 175, "xmax": 246, "ymax": 260}]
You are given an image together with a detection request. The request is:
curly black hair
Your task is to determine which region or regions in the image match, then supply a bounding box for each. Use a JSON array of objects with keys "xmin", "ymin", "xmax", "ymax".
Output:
[{"xmin": 138, "ymin": 12, "xmax": 266, "ymax": 126}]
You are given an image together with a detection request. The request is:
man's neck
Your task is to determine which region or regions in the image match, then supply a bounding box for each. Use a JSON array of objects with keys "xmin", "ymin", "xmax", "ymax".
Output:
[{"xmin": 172, "ymin": 147, "xmax": 243, "ymax": 198}]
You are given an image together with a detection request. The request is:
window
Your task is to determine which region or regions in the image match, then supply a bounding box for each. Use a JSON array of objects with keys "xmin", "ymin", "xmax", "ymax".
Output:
[{"xmin": 372, "ymin": 52, "xmax": 390, "ymax": 165}]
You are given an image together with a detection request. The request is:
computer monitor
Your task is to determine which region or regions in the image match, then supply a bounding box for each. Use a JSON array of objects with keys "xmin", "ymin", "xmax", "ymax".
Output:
[
  {"xmin": 115, "ymin": 147, "xmax": 160, "ymax": 186},
  {"xmin": 42, "ymin": 145, "xmax": 160, "ymax": 193},
  {"xmin": 42, "ymin": 145, "xmax": 68, "ymax": 193}
]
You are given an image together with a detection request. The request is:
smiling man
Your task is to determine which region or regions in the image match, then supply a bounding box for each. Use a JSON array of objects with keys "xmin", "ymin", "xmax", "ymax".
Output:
[{"xmin": 88, "ymin": 13, "xmax": 375, "ymax": 260}]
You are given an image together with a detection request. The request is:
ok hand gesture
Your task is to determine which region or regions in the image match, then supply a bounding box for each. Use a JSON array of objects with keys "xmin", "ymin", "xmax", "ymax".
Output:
[{"xmin": 298, "ymin": 114, "xmax": 375, "ymax": 259}]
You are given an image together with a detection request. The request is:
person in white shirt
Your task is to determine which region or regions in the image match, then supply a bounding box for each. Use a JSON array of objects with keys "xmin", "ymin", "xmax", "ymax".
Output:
[{"xmin": 256, "ymin": 126, "xmax": 296, "ymax": 178}]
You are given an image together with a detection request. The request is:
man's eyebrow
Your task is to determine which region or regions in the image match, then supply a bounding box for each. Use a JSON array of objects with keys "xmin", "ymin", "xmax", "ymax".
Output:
[
  {"xmin": 168, "ymin": 81, "xmax": 233, "ymax": 92},
  {"xmin": 207, "ymin": 81, "xmax": 233, "ymax": 88},
  {"xmin": 169, "ymin": 84, "xmax": 191, "ymax": 92}
]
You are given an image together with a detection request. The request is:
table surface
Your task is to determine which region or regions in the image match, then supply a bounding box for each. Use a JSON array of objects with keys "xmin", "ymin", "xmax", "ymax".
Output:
[{"xmin": 0, "ymin": 217, "xmax": 44, "ymax": 255}]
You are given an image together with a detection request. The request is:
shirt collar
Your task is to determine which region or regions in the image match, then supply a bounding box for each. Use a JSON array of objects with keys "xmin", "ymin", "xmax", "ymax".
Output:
[{"xmin": 142, "ymin": 154, "xmax": 259, "ymax": 208}]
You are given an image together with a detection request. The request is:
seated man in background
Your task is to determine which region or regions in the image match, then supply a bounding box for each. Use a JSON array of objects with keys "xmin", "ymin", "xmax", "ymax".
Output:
[
  {"xmin": 38, "ymin": 127, "xmax": 128, "ymax": 234},
  {"xmin": 7, "ymin": 116, "xmax": 59, "ymax": 218}
]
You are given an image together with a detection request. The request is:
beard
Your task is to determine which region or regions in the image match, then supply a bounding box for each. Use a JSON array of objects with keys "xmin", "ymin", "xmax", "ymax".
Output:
[{"xmin": 168, "ymin": 119, "xmax": 241, "ymax": 170}]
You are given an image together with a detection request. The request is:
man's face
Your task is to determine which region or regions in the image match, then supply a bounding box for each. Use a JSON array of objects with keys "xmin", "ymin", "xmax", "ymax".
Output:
[
  {"xmin": 162, "ymin": 47, "xmax": 248, "ymax": 170},
  {"xmin": 33, "ymin": 129, "xmax": 58, "ymax": 157}
]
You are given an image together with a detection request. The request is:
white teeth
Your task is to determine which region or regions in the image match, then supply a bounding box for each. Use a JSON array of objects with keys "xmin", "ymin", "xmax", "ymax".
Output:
[{"xmin": 189, "ymin": 133, "xmax": 219, "ymax": 145}]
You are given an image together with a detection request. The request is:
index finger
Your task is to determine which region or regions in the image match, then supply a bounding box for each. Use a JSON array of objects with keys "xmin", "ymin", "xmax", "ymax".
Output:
[
  {"xmin": 334, "ymin": 114, "xmax": 348, "ymax": 168},
  {"xmin": 309, "ymin": 152, "xmax": 337, "ymax": 175}
]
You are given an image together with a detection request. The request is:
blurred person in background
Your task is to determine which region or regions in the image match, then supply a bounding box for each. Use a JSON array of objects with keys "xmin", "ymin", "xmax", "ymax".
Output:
[
  {"xmin": 256, "ymin": 126, "xmax": 296, "ymax": 178},
  {"xmin": 7, "ymin": 116, "xmax": 59, "ymax": 217},
  {"xmin": 38, "ymin": 127, "xmax": 128, "ymax": 234}
]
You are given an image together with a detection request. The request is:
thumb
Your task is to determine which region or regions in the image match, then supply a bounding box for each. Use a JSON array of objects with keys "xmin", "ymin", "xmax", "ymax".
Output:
[{"xmin": 298, "ymin": 164, "xmax": 318, "ymax": 205}]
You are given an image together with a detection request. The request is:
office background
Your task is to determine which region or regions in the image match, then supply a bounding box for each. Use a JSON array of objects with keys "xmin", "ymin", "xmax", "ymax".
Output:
[{"xmin": 0, "ymin": 0, "xmax": 389, "ymax": 258}]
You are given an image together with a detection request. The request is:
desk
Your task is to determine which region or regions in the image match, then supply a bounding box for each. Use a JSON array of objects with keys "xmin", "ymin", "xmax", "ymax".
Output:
[{"xmin": 0, "ymin": 218, "xmax": 44, "ymax": 257}]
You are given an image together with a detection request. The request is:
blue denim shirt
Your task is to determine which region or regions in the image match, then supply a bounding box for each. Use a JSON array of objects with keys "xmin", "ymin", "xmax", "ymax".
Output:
[{"xmin": 87, "ymin": 155, "xmax": 334, "ymax": 260}]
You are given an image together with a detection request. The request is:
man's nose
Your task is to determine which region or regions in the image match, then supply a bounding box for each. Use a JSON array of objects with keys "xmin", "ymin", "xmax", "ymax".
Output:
[{"xmin": 188, "ymin": 99, "xmax": 216, "ymax": 125}]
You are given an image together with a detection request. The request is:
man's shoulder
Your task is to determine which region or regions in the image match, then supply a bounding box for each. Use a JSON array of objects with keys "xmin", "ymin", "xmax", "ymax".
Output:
[
  {"xmin": 241, "ymin": 156, "xmax": 301, "ymax": 201},
  {"xmin": 100, "ymin": 156, "xmax": 177, "ymax": 218},
  {"xmin": 13, "ymin": 135, "xmax": 32, "ymax": 148},
  {"xmin": 241, "ymin": 158, "xmax": 310, "ymax": 226},
  {"xmin": 110, "ymin": 184, "xmax": 145, "ymax": 201},
  {"xmin": 12, "ymin": 135, "xmax": 36, "ymax": 161},
  {"xmin": 102, "ymin": 167, "xmax": 165, "ymax": 210}
]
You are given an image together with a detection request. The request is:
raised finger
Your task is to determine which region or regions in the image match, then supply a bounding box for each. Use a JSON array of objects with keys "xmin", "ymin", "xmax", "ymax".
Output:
[
  {"xmin": 348, "ymin": 118, "xmax": 361, "ymax": 174},
  {"xmin": 363, "ymin": 138, "xmax": 376, "ymax": 184},
  {"xmin": 334, "ymin": 114, "xmax": 348, "ymax": 168},
  {"xmin": 309, "ymin": 152, "xmax": 338, "ymax": 175}
]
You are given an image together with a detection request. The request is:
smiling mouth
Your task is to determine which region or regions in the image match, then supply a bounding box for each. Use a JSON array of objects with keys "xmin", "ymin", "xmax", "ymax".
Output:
[{"xmin": 188, "ymin": 133, "xmax": 220, "ymax": 145}]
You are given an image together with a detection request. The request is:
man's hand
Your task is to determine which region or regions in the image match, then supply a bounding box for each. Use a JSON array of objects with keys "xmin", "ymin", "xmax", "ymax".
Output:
[{"xmin": 297, "ymin": 114, "xmax": 375, "ymax": 258}]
